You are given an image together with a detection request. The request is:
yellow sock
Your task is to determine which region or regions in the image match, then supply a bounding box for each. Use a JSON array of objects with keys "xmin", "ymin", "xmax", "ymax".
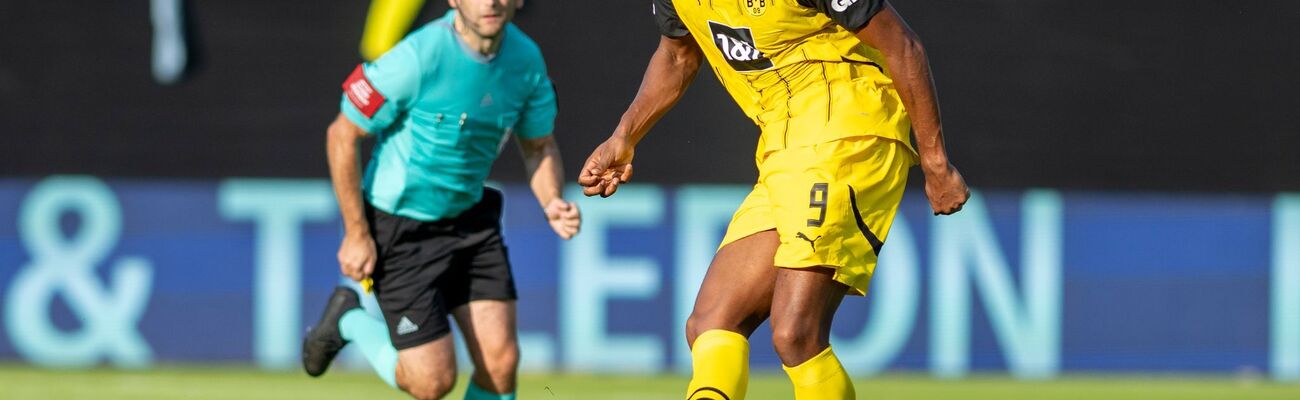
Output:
[
  {"xmin": 360, "ymin": 0, "xmax": 426, "ymax": 60},
  {"xmin": 782, "ymin": 346, "xmax": 855, "ymax": 400},
  {"xmin": 686, "ymin": 329, "xmax": 750, "ymax": 400}
]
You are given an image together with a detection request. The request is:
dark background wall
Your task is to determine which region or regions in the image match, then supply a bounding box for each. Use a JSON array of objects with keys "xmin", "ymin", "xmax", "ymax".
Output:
[{"xmin": 1, "ymin": 0, "xmax": 1296, "ymax": 192}]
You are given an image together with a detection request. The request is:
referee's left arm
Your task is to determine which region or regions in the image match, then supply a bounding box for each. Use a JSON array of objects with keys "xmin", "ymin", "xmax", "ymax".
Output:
[
  {"xmin": 516, "ymin": 71, "xmax": 579, "ymax": 239},
  {"xmin": 519, "ymin": 134, "xmax": 580, "ymax": 240},
  {"xmin": 518, "ymin": 134, "xmax": 564, "ymax": 209}
]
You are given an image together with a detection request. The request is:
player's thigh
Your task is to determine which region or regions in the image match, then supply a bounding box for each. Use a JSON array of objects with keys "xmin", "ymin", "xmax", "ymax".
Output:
[
  {"xmin": 687, "ymin": 229, "xmax": 780, "ymax": 344},
  {"xmin": 451, "ymin": 299, "xmax": 519, "ymax": 372}
]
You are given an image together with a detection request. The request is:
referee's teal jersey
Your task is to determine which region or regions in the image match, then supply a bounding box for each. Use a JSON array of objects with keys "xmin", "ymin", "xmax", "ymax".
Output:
[{"xmin": 341, "ymin": 11, "xmax": 557, "ymax": 221}]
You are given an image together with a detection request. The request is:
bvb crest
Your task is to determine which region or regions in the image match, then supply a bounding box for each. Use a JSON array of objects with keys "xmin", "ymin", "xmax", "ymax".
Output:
[{"xmin": 744, "ymin": 0, "xmax": 767, "ymax": 17}]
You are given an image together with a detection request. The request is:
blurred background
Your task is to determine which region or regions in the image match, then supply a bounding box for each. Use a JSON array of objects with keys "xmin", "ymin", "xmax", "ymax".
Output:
[{"xmin": 2, "ymin": 0, "xmax": 1299, "ymax": 398}]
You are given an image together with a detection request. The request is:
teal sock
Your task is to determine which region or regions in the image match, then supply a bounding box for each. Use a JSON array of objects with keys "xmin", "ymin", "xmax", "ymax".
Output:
[
  {"xmin": 339, "ymin": 309, "xmax": 398, "ymax": 388},
  {"xmin": 465, "ymin": 381, "xmax": 515, "ymax": 400}
]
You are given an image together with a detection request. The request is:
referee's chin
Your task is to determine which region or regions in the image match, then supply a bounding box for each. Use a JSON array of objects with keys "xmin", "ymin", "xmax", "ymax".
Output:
[
  {"xmin": 460, "ymin": 18, "xmax": 507, "ymax": 40},
  {"xmin": 475, "ymin": 19, "xmax": 507, "ymax": 36}
]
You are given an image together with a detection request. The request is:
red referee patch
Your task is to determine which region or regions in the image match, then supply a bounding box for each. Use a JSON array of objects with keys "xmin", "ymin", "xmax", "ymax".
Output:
[{"xmin": 343, "ymin": 65, "xmax": 386, "ymax": 118}]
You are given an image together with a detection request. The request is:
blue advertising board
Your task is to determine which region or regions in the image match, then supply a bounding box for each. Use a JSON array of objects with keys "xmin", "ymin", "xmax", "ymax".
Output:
[{"xmin": 0, "ymin": 176, "xmax": 1297, "ymax": 380}]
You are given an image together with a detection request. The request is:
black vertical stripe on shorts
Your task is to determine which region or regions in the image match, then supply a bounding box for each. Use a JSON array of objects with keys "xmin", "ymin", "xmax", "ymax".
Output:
[{"xmin": 847, "ymin": 185, "xmax": 884, "ymax": 255}]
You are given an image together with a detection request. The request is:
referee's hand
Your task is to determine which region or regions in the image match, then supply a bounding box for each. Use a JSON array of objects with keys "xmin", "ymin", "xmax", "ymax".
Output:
[
  {"xmin": 338, "ymin": 233, "xmax": 377, "ymax": 282},
  {"xmin": 545, "ymin": 198, "xmax": 581, "ymax": 240}
]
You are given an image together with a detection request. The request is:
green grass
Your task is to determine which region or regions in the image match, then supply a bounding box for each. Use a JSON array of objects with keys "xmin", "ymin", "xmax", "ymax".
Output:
[{"xmin": 2, "ymin": 364, "xmax": 1299, "ymax": 399}]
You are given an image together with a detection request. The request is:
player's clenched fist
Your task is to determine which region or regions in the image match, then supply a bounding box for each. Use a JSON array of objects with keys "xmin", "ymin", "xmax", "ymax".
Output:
[
  {"xmin": 544, "ymin": 198, "xmax": 581, "ymax": 240},
  {"xmin": 578, "ymin": 136, "xmax": 635, "ymax": 198},
  {"xmin": 922, "ymin": 162, "xmax": 970, "ymax": 215}
]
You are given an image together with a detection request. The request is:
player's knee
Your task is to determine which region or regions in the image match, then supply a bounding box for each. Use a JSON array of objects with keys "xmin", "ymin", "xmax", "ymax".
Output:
[
  {"xmin": 770, "ymin": 325, "xmax": 824, "ymax": 364},
  {"xmin": 685, "ymin": 313, "xmax": 704, "ymax": 346},
  {"xmin": 686, "ymin": 310, "xmax": 754, "ymax": 347},
  {"xmin": 769, "ymin": 324, "xmax": 797, "ymax": 351},
  {"xmin": 686, "ymin": 308, "xmax": 733, "ymax": 346},
  {"xmin": 397, "ymin": 369, "xmax": 456, "ymax": 400}
]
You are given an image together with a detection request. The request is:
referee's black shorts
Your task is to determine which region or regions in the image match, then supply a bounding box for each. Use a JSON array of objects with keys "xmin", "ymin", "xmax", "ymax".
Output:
[{"xmin": 366, "ymin": 188, "xmax": 517, "ymax": 350}]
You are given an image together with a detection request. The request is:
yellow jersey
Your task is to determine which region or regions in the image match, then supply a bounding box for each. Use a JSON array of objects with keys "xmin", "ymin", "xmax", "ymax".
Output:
[{"xmin": 652, "ymin": 0, "xmax": 916, "ymax": 157}]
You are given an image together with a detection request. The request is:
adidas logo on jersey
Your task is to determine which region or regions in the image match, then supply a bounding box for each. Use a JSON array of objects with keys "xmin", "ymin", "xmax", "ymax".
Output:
[
  {"xmin": 396, "ymin": 316, "xmax": 419, "ymax": 335},
  {"xmin": 707, "ymin": 22, "xmax": 774, "ymax": 72}
]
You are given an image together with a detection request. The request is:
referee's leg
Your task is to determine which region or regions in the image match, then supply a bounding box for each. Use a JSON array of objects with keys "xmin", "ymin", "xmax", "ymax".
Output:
[
  {"xmin": 453, "ymin": 300, "xmax": 520, "ymax": 395},
  {"xmin": 394, "ymin": 336, "xmax": 458, "ymax": 400}
]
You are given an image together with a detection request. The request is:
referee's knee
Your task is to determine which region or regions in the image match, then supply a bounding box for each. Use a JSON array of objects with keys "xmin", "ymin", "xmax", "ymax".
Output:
[
  {"xmin": 397, "ymin": 367, "xmax": 455, "ymax": 400},
  {"xmin": 479, "ymin": 342, "xmax": 519, "ymax": 391},
  {"xmin": 399, "ymin": 379, "xmax": 454, "ymax": 400}
]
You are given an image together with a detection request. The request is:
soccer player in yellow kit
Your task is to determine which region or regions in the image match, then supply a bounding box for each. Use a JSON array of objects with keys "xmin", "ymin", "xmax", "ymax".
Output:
[{"xmin": 579, "ymin": 1, "xmax": 969, "ymax": 399}]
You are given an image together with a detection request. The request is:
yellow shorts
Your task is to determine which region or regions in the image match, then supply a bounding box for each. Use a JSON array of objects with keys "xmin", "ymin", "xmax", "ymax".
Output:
[{"xmin": 719, "ymin": 136, "xmax": 915, "ymax": 296}]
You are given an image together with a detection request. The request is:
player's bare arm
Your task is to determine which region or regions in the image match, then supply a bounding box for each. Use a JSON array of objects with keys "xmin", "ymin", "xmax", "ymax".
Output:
[
  {"xmin": 325, "ymin": 113, "xmax": 376, "ymax": 281},
  {"xmin": 518, "ymin": 134, "xmax": 581, "ymax": 239},
  {"xmin": 856, "ymin": 1, "xmax": 969, "ymax": 215},
  {"xmin": 578, "ymin": 35, "xmax": 703, "ymax": 198}
]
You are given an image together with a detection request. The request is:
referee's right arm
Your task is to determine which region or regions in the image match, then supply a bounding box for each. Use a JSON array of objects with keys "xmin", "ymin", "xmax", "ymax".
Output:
[
  {"xmin": 329, "ymin": 36, "xmax": 424, "ymax": 281},
  {"xmin": 326, "ymin": 114, "xmax": 376, "ymax": 282}
]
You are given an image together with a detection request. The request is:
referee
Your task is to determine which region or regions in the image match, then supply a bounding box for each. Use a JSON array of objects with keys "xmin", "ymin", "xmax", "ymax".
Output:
[{"xmin": 302, "ymin": 1, "xmax": 579, "ymax": 399}]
